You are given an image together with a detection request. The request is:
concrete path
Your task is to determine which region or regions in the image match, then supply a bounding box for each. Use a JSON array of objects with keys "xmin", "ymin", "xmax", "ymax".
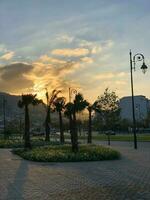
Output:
[{"xmin": 0, "ymin": 142, "xmax": 150, "ymax": 200}]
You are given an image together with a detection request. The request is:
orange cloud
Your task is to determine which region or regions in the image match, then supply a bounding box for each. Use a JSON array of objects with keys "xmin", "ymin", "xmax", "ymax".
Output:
[
  {"xmin": 94, "ymin": 73, "xmax": 115, "ymax": 80},
  {"xmin": 51, "ymin": 48, "xmax": 89, "ymax": 57},
  {"xmin": 0, "ymin": 63, "xmax": 34, "ymax": 93},
  {"xmin": 39, "ymin": 55, "xmax": 66, "ymax": 64},
  {"xmin": 0, "ymin": 51, "xmax": 14, "ymax": 60},
  {"xmin": 80, "ymin": 57, "xmax": 93, "ymax": 63}
]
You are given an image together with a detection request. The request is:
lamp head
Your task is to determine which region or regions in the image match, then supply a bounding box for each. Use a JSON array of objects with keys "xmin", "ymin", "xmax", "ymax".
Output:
[{"xmin": 141, "ymin": 61, "xmax": 148, "ymax": 74}]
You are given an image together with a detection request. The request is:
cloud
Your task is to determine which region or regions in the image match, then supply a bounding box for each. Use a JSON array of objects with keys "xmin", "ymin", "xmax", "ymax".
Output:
[
  {"xmin": 27, "ymin": 51, "xmax": 94, "ymax": 99},
  {"xmin": 0, "ymin": 63, "xmax": 33, "ymax": 79},
  {"xmin": 32, "ymin": 50, "xmax": 94, "ymax": 95},
  {"xmin": 94, "ymin": 73, "xmax": 115, "ymax": 80},
  {"xmin": 20, "ymin": 38, "xmax": 115, "ymax": 100},
  {"xmin": 91, "ymin": 46, "xmax": 102, "ymax": 54},
  {"xmin": 0, "ymin": 63, "xmax": 34, "ymax": 93},
  {"xmin": 115, "ymin": 80, "xmax": 127, "ymax": 86},
  {"xmin": 80, "ymin": 57, "xmax": 93, "ymax": 63},
  {"xmin": 0, "ymin": 44, "xmax": 7, "ymax": 53},
  {"xmin": 0, "ymin": 51, "xmax": 14, "ymax": 60},
  {"xmin": 94, "ymin": 71, "xmax": 127, "ymax": 80},
  {"xmin": 22, "ymin": 60, "xmax": 81, "ymax": 100},
  {"xmin": 103, "ymin": 40, "xmax": 114, "ymax": 49},
  {"xmin": 51, "ymin": 48, "xmax": 90, "ymax": 57},
  {"xmin": 78, "ymin": 39, "xmax": 114, "ymax": 55},
  {"xmin": 39, "ymin": 55, "xmax": 66, "ymax": 64},
  {"xmin": 56, "ymin": 34, "xmax": 74, "ymax": 43},
  {"xmin": 0, "ymin": 37, "xmax": 116, "ymax": 102}
]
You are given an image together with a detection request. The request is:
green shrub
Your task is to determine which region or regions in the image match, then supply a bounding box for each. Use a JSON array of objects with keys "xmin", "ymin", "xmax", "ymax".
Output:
[
  {"xmin": 0, "ymin": 139, "xmax": 23, "ymax": 148},
  {"xmin": 0, "ymin": 138, "xmax": 60, "ymax": 148},
  {"xmin": 13, "ymin": 145, "xmax": 121, "ymax": 162}
]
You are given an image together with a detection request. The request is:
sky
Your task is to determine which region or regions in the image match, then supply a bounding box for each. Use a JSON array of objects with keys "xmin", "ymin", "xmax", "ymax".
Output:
[{"xmin": 0, "ymin": 0, "xmax": 150, "ymax": 102}]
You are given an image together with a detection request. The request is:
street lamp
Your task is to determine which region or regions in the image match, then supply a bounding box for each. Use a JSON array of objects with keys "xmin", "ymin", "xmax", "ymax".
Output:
[
  {"xmin": 3, "ymin": 96, "xmax": 6, "ymax": 136},
  {"xmin": 129, "ymin": 50, "xmax": 148, "ymax": 149},
  {"xmin": 69, "ymin": 87, "xmax": 77, "ymax": 102}
]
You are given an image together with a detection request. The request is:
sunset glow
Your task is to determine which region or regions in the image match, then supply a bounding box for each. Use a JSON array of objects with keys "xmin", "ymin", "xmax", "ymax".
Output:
[{"xmin": 0, "ymin": 0, "xmax": 150, "ymax": 102}]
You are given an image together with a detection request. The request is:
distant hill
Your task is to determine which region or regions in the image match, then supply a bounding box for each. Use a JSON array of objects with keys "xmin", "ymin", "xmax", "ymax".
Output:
[
  {"xmin": 0, "ymin": 92, "xmax": 89, "ymax": 131},
  {"xmin": 0, "ymin": 92, "xmax": 59, "ymax": 125},
  {"xmin": 0, "ymin": 92, "xmax": 21, "ymax": 118},
  {"xmin": 0, "ymin": 92, "xmax": 45, "ymax": 120}
]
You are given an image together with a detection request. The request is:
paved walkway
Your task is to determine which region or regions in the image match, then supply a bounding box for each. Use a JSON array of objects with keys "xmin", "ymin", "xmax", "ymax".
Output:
[{"xmin": 0, "ymin": 142, "xmax": 150, "ymax": 200}]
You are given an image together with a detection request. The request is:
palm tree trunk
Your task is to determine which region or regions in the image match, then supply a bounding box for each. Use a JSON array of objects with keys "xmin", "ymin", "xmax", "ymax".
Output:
[
  {"xmin": 107, "ymin": 133, "xmax": 110, "ymax": 145},
  {"xmin": 59, "ymin": 111, "xmax": 64, "ymax": 144},
  {"xmin": 72, "ymin": 111, "xmax": 78, "ymax": 153},
  {"xmin": 69, "ymin": 115, "xmax": 73, "ymax": 145},
  {"xmin": 24, "ymin": 105, "xmax": 31, "ymax": 148},
  {"xmin": 88, "ymin": 108, "xmax": 92, "ymax": 143},
  {"xmin": 45, "ymin": 106, "xmax": 50, "ymax": 141}
]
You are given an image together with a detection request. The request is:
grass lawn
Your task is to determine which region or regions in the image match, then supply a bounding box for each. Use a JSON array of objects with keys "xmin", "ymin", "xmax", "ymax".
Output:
[
  {"xmin": 78, "ymin": 134, "xmax": 150, "ymax": 142},
  {"xmin": 13, "ymin": 145, "xmax": 120, "ymax": 162},
  {"xmin": 0, "ymin": 133, "xmax": 149, "ymax": 148}
]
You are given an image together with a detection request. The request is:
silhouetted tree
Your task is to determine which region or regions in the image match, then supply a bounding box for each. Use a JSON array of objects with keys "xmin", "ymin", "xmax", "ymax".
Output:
[
  {"xmin": 144, "ymin": 111, "xmax": 150, "ymax": 128},
  {"xmin": 54, "ymin": 97, "xmax": 66, "ymax": 144},
  {"xmin": 64, "ymin": 102, "xmax": 74, "ymax": 145},
  {"xmin": 45, "ymin": 89, "xmax": 61, "ymax": 141},
  {"xmin": 96, "ymin": 88, "xmax": 120, "ymax": 145},
  {"xmin": 18, "ymin": 94, "xmax": 42, "ymax": 148},
  {"xmin": 87, "ymin": 101, "xmax": 99, "ymax": 144},
  {"xmin": 65, "ymin": 93, "xmax": 88, "ymax": 152}
]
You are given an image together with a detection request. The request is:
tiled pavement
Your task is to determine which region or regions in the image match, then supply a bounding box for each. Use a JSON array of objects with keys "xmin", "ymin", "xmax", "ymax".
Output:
[{"xmin": 0, "ymin": 141, "xmax": 149, "ymax": 200}]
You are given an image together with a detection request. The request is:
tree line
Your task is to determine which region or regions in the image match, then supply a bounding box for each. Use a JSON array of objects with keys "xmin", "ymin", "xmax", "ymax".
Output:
[{"xmin": 17, "ymin": 88, "xmax": 120, "ymax": 152}]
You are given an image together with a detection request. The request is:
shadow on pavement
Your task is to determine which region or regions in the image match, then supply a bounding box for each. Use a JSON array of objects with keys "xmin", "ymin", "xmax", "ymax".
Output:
[{"xmin": 6, "ymin": 160, "xmax": 28, "ymax": 200}]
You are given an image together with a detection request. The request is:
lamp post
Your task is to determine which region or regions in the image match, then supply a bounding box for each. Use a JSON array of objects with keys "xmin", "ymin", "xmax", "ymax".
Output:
[
  {"xmin": 69, "ymin": 87, "xmax": 77, "ymax": 102},
  {"xmin": 68, "ymin": 87, "xmax": 77, "ymax": 142},
  {"xmin": 3, "ymin": 96, "xmax": 6, "ymax": 136},
  {"xmin": 129, "ymin": 50, "xmax": 148, "ymax": 149}
]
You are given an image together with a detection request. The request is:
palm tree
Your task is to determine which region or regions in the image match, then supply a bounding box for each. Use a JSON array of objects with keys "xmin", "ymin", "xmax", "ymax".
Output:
[
  {"xmin": 18, "ymin": 94, "xmax": 42, "ymax": 148},
  {"xmin": 45, "ymin": 89, "xmax": 61, "ymax": 141},
  {"xmin": 65, "ymin": 93, "xmax": 88, "ymax": 152},
  {"xmin": 87, "ymin": 105, "xmax": 92, "ymax": 144},
  {"xmin": 54, "ymin": 97, "xmax": 66, "ymax": 144},
  {"xmin": 64, "ymin": 102, "xmax": 74, "ymax": 145},
  {"xmin": 87, "ymin": 101, "xmax": 99, "ymax": 144}
]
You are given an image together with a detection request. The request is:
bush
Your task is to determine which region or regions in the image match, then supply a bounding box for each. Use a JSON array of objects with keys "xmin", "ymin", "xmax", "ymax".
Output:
[
  {"xmin": 13, "ymin": 145, "xmax": 121, "ymax": 162},
  {"xmin": 0, "ymin": 139, "xmax": 23, "ymax": 148},
  {"xmin": 0, "ymin": 138, "xmax": 60, "ymax": 148}
]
